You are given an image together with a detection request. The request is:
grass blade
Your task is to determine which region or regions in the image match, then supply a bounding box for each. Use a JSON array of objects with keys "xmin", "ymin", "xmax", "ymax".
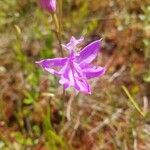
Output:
[{"xmin": 122, "ymin": 85, "xmax": 145, "ymax": 117}]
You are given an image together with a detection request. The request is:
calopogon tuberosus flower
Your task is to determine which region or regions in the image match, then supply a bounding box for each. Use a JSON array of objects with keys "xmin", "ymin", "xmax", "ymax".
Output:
[
  {"xmin": 39, "ymin": 0, "xmax": 56, "ymax": 13},
  {"xmin": 36, "ymin": 37, "xmax": 105, "ymax": 94}
]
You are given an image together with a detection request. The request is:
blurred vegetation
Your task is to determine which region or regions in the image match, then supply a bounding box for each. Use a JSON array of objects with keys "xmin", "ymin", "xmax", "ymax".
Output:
[{"xmin": 0, "ymin": 0, "xmax": 150, "ymax": 149}]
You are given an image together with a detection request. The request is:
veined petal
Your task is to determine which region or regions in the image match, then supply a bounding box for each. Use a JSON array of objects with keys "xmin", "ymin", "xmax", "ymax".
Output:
[
  {"xmin": 59, "ymin": 62, "xmax": 91, "ymax": 94},
  {"xmin": 74, "ymin": 77, "xmax": 91, "ymax": 94},
  {"xmin": 35, "ymin": 57, "xmax": 67, "ymax": 76},
  {"xmin": 82, "ymin": 65, "xmax": 105, "ymax": 79},
  {"xmin": 77, "ymin": 40, "xmax": 101, "ymax": 65},
  {"xmin": 59, "ymin": 62, "xmax": 74, "ymax": 89},
  {"xmin": 73, "ymin": 63, "xmax": 91, "ymax": 94}
]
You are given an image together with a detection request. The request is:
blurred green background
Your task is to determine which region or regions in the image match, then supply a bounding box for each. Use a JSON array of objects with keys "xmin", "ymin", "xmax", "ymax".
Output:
[{"xmin": 0, "ymin": 0, "xmax": 150, "ymax": 149}]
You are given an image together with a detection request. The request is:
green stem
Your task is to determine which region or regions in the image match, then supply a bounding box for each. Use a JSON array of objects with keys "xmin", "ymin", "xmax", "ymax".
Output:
[
  {"xmin": 52, "ymin": 13, "xmax": 64, "ymax": 57},
  {"xmin": 52, "ymin": 13, "xmax": 65, "ymax": 102},
  {"xmin": 52, "ymin": 13, "xmax": 59, "ymax": 32},
  {"xmin": 58, "ymin": 0, "xmax": 63, "ymax": 34}
]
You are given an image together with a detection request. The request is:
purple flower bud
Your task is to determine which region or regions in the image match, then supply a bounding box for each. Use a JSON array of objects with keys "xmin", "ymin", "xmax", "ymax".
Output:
[{"xmin": 39, "ymin": 0, "xmax": 56, "ymax": 13}]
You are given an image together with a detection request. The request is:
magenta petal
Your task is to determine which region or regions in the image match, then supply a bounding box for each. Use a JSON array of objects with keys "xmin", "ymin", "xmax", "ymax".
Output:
[
  {"xmin": 35, "ymin": 57, "xmax": 67, "ymax": 76},
  {"xmin": 77, "ymin": 40, "xmax": 101, "ymax": 65},
  {"xmin": 81, "ymin": 65, "xmax": 105, "ymax": 79},
  {"xmin": 59, "ymin": 62, "xmax": 91, "ymax": 94},
  {"xmin": 73, "ymin": 63, "xmax": 91, "ymax": 94},
  {"xmin": 59, "ymin": 63, "xmax": 70, "ymax": 89},
  {"xmin": 74, "ymin": 78, "xmax": 91, "ymax": 94}
]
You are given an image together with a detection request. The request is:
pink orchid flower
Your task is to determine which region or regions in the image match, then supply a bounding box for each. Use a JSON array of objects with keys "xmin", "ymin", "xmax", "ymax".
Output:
[{"xmin": 36, "ymin": 36, "xmax": 105, "ymax": 94}]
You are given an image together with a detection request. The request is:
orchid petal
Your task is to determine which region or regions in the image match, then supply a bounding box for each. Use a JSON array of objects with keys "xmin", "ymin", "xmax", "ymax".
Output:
[
  {"xmin": 77, "ymin": 40, "xmax": 101, "ymax": 65},
  {"xmin": 73, "ymin": 63, "xmax": 91, "ymax": 94},
  {"xmin": 59, "ymin": 62, "xmax": 91, "ymax": 94},
  {"xmin": 59, "ymin": 63, "xmax": 72, "ymax": 89},
  {"xmin": 74, "ymin": 77, "xmax": 91, "ymax": 94},
  {"xmin": 81, "ymin": 65, "xmax": 105, "ymax": 79},
  {"xmin": 36, "ymin": 57, "xmax": 67, "ymax": 76}
]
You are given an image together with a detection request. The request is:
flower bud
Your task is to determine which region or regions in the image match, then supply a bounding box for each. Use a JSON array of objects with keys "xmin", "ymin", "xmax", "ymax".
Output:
[{"xmin": 39, "ymin": 0, "xmax": 56, "ymax": 13}]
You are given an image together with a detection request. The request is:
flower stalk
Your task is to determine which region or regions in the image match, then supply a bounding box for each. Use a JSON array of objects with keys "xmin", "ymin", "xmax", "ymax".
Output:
[{"xmin": 52, "ymin": 13, "xmax": 64, "ymax": 57}]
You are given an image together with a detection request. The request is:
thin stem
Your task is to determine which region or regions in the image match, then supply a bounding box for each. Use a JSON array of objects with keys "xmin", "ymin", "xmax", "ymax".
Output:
[
  {"xmin": 52, "ymin": 14, "xmax": 64, "ymax": 57},
  {"xmin": 58, "ymin": 0, "xmax": 63, "ymax": 34},
  {"xmin": 55, "ymin": 31, "xmax": 64, "ymax": 57},
  {"xmin": 51, "ymin": 14, "xmax": 66, "ymax": 124},
  {"xmin": 51, "ymin": 10, "xmax": 67, "ymax": 128},
  {"xmin": 66, "ymin": 92, "xmax": 75, "ymax": 121},
  {"xmin": 52, "ymin": 13, "xmax": 65, "ymax": 100},
  {"xmin": 52, "ymin": 13, "xmax": 59, "ymax": 32}
]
